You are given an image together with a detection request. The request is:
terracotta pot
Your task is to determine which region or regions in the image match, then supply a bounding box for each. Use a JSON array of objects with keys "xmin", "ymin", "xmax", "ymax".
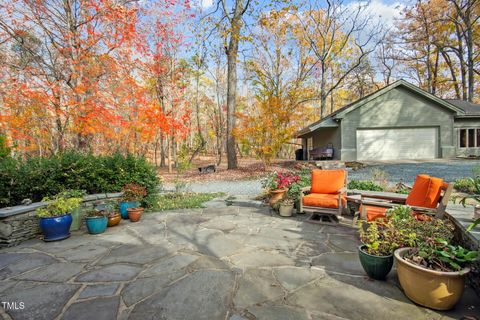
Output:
[
  {"xmin": 127, "ymin": 207, "xmax": 144, "ymax": 222},
  {"xmin": 394, "ymin": 248, "xmax": 469, "ymax": 311},
  {"xmin": 269, "ymin": 189, "xmax": 287, "ymax": 206},
  {"xmin": 107, "ymin": 213, "xmax": 121, "ymax": 227}
]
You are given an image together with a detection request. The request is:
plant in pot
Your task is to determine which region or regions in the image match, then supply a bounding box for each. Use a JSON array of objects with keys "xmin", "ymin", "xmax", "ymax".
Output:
[
  {"xmin": 262, "ymin": 171, "xmax": 299, "ymax": 206},
  {"xmin": 106, "ymin": 202, "xmax": 121, "ymax": 227},
  {"xmin": 358, "ymin": 219, "xmax": 404, "ymax": 280},
  {"xmin": 36, "ymin": 195, "xmax": 83, "ymax": 241},
  {"xmin": 392, "ymin": 214, "xmax": 478, "ymax": 310},
  {"xmin": 357, "ymin": 205, "xmax": 417, "ymax": 280},
  {"xmin": 57, "ymin": 189, "xmax": 86, "ymax": 231},
  {"xmin": 277, "ymin": 195, "xmax": 295, "ymax": 217},
  {"xmin": 454, "ymin": 175, "xmax": 480, "ymax": 230},
  {"xmin": 119, "ymin": 183, "xmax": 147, "ymax": 219},
  {"xmin": 85, "ymin": 207, "xmax": 109, "ymax": 235}
]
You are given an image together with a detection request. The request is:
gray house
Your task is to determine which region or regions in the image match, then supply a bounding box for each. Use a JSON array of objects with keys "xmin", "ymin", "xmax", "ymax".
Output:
[{"xmin": 296, "ymin": 80, "xmax": 480, "ymax": 161}]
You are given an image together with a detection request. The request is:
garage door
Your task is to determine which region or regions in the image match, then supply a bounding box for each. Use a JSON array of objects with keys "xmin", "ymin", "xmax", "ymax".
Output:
[{"xmin": 356, "ymin": 127, "xmax": 438, "ymax": 160}]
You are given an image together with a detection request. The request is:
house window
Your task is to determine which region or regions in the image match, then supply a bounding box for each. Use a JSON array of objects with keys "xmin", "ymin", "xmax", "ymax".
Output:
[
  {"xmin": 459, "ymin": 128, "xmax": 480, "ymax": 148},
  {"xmin": 460, "ymin": 129, "xmax": 467, "ymax": 147},
  {"xmin": 468, "ymin": 129, "xmax": 475, "ymax": 147}
]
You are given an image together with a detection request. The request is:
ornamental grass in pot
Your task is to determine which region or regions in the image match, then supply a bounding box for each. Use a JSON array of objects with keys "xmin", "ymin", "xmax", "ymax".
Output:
[
  {"xmin": 36, "ymin": 194, "xmax": 83, "ymax": 242},
  {"xmin": 388, "ymin": 206, "xmax": 479, "ymax": 310}
]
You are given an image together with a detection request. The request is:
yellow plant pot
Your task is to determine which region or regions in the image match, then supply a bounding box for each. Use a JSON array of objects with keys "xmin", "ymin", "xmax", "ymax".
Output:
[{"xmin": 394, "ymin": 248, "xmax": 469, "ymax": 311}]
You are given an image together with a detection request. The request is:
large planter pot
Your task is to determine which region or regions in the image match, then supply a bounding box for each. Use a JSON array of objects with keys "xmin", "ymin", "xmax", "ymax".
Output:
[
  {"xmin": 358, "ymin": 245, "xmax": 393, "ymax": 280},
  {"xmin": 269, "ymin": 189, "xmax": 287, "ymax": 206},
  {"xmin": 70, "ymin": 207, "xmax": 82, "ymax": 231},
  {"xmin": 119, "ymin": 201, "xmax": 140, "ymax": 219},
  {"xmin": 279, "ymin": 203, "xmax": 294, "ymax": 217},
  {"xmin": 39, "ymin": 214, "xmax": 72, "ymax": 242},
  {"xmin": 107, "ymin": 214, "xmax": 121, "ymax": 227},
  {"xmin": 85, "ymin": 216, "xmax": 108, "ymax": 235},
  {"xmin": 394, "ymin": 247, "xmax": 470, "ymax": 310},
  {"xmin": 127, "ymin": 207, "xmax": 144, "ymax": 222}
]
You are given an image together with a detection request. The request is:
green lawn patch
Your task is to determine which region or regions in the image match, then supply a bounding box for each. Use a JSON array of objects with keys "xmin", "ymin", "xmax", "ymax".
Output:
[{"xmin": 153, "ymin": 192, "xmax": 225, "ymax": 211}]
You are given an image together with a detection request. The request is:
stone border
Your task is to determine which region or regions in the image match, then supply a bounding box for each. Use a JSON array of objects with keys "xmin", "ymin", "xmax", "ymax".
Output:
[{"xmin": 0, "ymin": 193, "xmax": 122, "ymax": 248}]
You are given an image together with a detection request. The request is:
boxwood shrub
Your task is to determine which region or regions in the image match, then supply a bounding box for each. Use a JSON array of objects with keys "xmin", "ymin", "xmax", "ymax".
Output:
[
  {"xmin": 347, "ymin": 180, "xmax": 384, "ymax": 192},
  {"xmin": 0, "ymin": 152, "xmax": 160, "ymax": 208}
]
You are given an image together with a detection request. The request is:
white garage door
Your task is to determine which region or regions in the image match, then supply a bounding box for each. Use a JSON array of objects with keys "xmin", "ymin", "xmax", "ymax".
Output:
[{"xmin": 356, "ymin": 127, "xmax": 438, "ymax": 160}]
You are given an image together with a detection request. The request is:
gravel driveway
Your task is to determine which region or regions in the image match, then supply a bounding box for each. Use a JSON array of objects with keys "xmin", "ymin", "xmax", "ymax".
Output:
[
  {"xmin": 349, "ymin": 159, "xmax": 480, "ymax": 184},
  {"xmin": 165, "ymin": 160, "xmax": 480, "ymax": 196}
]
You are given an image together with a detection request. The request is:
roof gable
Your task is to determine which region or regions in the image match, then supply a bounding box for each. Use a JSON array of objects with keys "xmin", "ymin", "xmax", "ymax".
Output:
[{"xmin": 333, "ymin": 79, "xmax": 464, "ymax": 119}]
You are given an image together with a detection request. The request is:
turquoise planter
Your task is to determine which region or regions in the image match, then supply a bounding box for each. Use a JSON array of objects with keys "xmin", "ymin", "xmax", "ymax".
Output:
[
  {"xmin": 119, "ymin": 201, "xmax": 140, "ymax": 219},
  {"xmin": 85, "ymin": 216, "xmax": 108, "ymax": 234}
]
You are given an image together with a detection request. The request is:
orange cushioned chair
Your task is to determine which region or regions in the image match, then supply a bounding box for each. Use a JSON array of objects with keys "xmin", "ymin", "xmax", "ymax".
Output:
[
  {"xmin": 360, "ymin": 174, "xmax": 453, "ymax": 222},
  {"xmin": 300, "ymin": 169, "xmax": 347, "ymax": 224}
]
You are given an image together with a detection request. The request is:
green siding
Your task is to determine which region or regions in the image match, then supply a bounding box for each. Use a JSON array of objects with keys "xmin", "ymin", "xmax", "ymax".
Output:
[{"xmin": 339, "ymin": 87, "xmax": 455, "ymax": 160}]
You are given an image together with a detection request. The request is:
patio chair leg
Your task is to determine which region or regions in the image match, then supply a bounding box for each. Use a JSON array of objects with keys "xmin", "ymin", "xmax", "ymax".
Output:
[
  {"xmin": 307, "ymin": 212, "xmax": 339, "ymax": 226},
  {"xmin": 352, "ymin": 211, "xmax": 359, "ymax": 227}
]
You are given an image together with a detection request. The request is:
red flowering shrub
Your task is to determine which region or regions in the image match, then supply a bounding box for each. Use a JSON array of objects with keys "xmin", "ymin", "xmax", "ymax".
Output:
[{"xmin": 262, "ymin": 171, "xmax": 300, "ymax": 190}]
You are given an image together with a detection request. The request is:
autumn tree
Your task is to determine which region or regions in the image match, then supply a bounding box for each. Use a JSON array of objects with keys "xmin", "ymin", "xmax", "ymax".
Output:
[{"xmin": 294, "ymin": 0, "xmax": 382, "ymax": 117}]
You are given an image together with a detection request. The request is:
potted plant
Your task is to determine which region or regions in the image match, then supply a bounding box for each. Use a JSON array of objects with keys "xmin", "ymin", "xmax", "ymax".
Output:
[
  {"xmin": 36, "ymin": 194, "xmax": 83, "ymax": 241},
  {"xmin": 391, "ymin": 212, "xmax": 478, "ymax": 310},
  {"xmin": 358, "ymin": 220, "xmax": 401, "ymax": 280},
  {"xmin": 56, "ymin": 189, "xmax": 86, "ymax": 231},
  {"xmin": 262, "ymin": 172, "xmax": 299, "ymax": 206},
  {"xmin": 106, "ymin": 202, "xmax": 121, "ymax": 227},
  {"xmin": 455, "ymin": 175, "xmax": 480, "ymax": 221},
  {"xmin": 127, "ymin": 206, "xmax": 144, "ymax": 222},
  {"xmin": 119, "ymin": 183, "xmax": 147, "ymax": 219},
  {"xmin": 277, "ymin": 197, "xmax": 295, "ymax": 217},
  {"xmin": 85, "ymin": 207, "xmax": 109, "ymax": 235}
]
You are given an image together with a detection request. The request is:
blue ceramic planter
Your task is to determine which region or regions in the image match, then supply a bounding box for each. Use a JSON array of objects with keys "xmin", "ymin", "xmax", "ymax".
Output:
[
  {"xmin": 39, "ymin": 214, "xmax": 72, "ymax": 242},
  {"xmin": 85, "ymin": 216, "xmax": 108, "ymax": 234},
  {"xmin": 119, "ymin": 201, "xmax": 140, "ymax": 219}
]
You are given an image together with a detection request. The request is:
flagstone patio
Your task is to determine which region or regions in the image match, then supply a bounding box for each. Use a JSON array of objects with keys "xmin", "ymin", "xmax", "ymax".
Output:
[{"xmin": 0, "ymin": 199, "xmax": 479, "ymax": 320}]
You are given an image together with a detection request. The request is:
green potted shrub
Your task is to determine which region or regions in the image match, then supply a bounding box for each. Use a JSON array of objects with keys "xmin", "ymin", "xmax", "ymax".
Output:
[
  {"xmin": 85, "ymin": 207, "xmax": 109, "ymax": 234},
  {"xmin": 358, "ymin": 219, "xmax": 403, "ymax": 280},
  {"xmin": 36, "ymin": 194, "xmax": 83, "ymax": 241},
  {"xmin": 119, "ymin": 183, "xmax": 147, "ymax": 219},
  {"xmin": 390, "ymin": 209, "xmax": 478, "ymax": 310}
]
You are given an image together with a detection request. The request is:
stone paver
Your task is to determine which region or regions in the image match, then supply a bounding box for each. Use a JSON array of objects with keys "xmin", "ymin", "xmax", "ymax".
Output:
[{"xmin": 0, "ymin": 202, "xmax": 479, "ymax": 320}]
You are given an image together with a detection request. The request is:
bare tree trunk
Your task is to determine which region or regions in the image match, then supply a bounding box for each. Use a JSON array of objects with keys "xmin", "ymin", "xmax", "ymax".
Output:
[{"xmin": 223, "ymin": 0, "xmax": 249, "ymax": 170}]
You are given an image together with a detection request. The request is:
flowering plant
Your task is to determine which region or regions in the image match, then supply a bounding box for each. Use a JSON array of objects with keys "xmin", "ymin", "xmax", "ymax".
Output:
[{"xmin": 262, "ymin": 171, "xmax": 300, "ymax": 190}]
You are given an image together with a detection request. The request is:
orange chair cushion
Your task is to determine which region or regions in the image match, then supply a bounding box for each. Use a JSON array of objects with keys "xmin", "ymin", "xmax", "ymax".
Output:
[
  {"xmin": 310, "ymin": 169, "xmax": 346, "ymax": 194},
  {"xmin": 406, "ymin": 174, "xmax": 444, "ymax": 208},
  {"xmin": 303, "ymin": 193, "xmax": 346, "ymax": 209},
  {"xmin": 362, "ymin": 205, "xmax": 388, "ymax": 221}
]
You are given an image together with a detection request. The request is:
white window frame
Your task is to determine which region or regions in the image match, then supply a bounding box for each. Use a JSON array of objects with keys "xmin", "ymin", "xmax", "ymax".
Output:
[{"xmin": 458, "ymin": 128, "xmax": 480, "ymax": 149}]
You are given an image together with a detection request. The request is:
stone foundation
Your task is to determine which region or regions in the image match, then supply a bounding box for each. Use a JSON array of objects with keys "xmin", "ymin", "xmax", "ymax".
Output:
[{"xmin": 0, "ymin": 193, "xmax": 122, "ymax": 248}]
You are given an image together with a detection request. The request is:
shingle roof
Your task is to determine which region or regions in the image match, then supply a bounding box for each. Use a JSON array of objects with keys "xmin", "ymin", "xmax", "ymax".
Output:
[{"xmin": 444, "ymin": 99, "xmax": 480, "ymax": 116}]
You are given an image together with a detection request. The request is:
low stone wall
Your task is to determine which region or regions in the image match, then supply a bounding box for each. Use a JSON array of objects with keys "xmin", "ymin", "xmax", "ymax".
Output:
[{"xmin": 0, "ymin": 193, "xmax": 122, "ymax": 248}]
